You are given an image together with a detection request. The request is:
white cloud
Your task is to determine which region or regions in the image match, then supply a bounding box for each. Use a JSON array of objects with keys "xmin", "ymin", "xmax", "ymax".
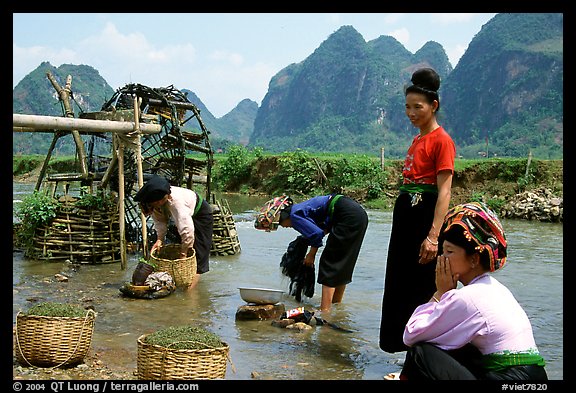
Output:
[
  {"xmin": 193, "ymin": 61, "xmax": 277, "ymax": 116},
  {"xmin": 446, "ymin": 43, "xmax": 469, "ymax": 67},
  {"xmin": 12, "ymin": 44, "xmax": 79, "ymax": 87},
  {"xmin": 209, "ymin": 50, "xmax": 244, "ymax": 66},
  {"xmin": 387, "ymin": 27, "xmax": 410, "ymax": 47}
]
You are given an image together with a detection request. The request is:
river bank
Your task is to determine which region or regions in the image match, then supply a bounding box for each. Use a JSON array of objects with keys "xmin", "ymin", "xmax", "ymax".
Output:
[{"xmin": 12, "ymin": 156, "xmax": 564, "ymax": 221}]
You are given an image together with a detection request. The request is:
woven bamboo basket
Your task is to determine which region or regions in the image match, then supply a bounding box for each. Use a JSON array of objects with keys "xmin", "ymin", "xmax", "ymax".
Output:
[
  {"xmin": 32, "ymin": 202, "xmax": 120, "ymax": 264},
  {"xmin": 151, "ymin": 244, "xmax": 196, "ymax": 288},
  {"xmin": 136, "ymin": 334, "xmax": 229, "ymax": 380},
  {"xmin": 14, "ymin": 309, "xmax": 96, "ymax": 368}
]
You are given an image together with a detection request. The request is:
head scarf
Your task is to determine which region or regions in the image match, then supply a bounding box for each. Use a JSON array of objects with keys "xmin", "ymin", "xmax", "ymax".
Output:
[
  {"xmin": 254, "ymin": 195, "xmax": 293, "ymax": 232},
  {"xmin": 440, "ymin": 201, "xmax": 507, "ymax": 272},
  {"xmin": 134, "ymin": 175, "xmax": 171, "ymax": 203}
]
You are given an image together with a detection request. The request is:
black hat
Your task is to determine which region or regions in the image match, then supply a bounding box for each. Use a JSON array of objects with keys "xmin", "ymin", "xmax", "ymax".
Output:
[{"xmin": 134, "ymin": 175, "xmax": 171, "ymax": 203}]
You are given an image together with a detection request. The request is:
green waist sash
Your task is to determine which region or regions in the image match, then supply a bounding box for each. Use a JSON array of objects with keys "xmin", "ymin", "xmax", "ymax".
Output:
[
  {"xmin": 328, "ymin": 194, "xmax": 343, "ymax": 218},
  {"xmin": 194, "ymin": 192, "xmax": 203, "ymax": 216},
  {"xmin": 399, "ymin": 183, "xmax": 438, "ymax": 194},
  {"xmin": 483, "ymin": 350, "xmax": 546, "ymax": 371}
]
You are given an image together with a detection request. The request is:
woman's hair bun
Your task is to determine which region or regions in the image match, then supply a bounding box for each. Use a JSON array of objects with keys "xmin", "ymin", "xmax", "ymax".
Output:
[{"xmin": 411, "ymin": 68, "xmax": 440, "ymax": 92}]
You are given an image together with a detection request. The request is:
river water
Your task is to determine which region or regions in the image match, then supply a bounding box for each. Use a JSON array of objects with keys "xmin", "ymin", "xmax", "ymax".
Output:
[{"xmin": 13, "ymin": 184, "xmax": 563, "ymax": 380}]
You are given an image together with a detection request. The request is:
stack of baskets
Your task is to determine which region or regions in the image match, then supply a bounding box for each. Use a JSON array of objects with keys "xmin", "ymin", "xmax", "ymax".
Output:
[
  {"xmin": 14, "ymin": 309, "xmax": 96, "ymax": 368},
  {"xmin": 150, "ymin": 244, "xmax": 196, "ymax": 287}
]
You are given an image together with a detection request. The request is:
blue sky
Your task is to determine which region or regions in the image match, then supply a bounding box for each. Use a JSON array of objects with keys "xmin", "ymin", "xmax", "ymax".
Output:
[{"xmin": 13, "ymin": 13, "xmax": 497, "ymax": 118}]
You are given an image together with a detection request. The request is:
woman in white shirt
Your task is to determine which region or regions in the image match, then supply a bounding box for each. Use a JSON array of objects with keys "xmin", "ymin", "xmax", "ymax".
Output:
[
  {"xmin": 401, "ymin": 202, "xmax": 548, "ymax": 380},
  {"xmin": 134, "ymin": 175, "xmax": 213, "ymax": 289}
]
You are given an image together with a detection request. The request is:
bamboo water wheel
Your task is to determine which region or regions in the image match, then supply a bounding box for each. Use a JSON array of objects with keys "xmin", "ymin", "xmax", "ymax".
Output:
[
  {"xmin": 98, "ymin": 84, "xmax": 241, "ymax": 256},
  {"xmin": 17, "ymin": 76, "xmax": 241, "ymax": 264},
  {"xmin": 98, "ymin": 84, "xmax": 214, "ymax": 251}
]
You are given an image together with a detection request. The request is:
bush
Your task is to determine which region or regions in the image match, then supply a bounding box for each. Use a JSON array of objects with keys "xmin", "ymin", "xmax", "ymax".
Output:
[{"xmin": 15, "ymin": 191, "xmax": 59, "ymax": 254}]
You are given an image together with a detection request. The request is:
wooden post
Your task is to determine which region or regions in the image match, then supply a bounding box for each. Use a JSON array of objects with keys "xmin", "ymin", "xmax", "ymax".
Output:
[
  {"xmin": 134, "ymin": 95, "xmax": 149, "ymax": 258},
  {"xmin": 380, "ymin": 147, "xmax": 385, "ymax": 170},
  {"xmin": 35, "ymin": 133, "xmax": 61, "ymax": 192},
  {"xmin": 115, "ymin": 134, "xmax": 127, "ymax": 270},
  {"xmin": 525, "ymin": 150, "xmax": 533, "ymax": 178},
  {"xmin": 46, "ymin": 72, "xmax": 89, "ymax": 177}
]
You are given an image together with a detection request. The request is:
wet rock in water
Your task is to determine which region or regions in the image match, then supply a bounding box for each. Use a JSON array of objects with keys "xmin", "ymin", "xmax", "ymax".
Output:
[
  {"xmin": 286, "ymin": 322, "xmax": 312, "ymax": 331},
  {"xmin": 271, "ymin": 318, "xmax": 295, "ymax": 328},
  {"xmin": 235, "ymin": 303, "xmax": 286, "ymax": 320},
  {"xmin": 55, "ymin": 273, "xmax": 69, "ymax": 282}
]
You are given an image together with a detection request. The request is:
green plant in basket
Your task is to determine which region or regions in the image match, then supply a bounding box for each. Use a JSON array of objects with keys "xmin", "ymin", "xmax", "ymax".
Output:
[
  {"xmin": 138, "ymin": 256, "xmax": 158, "ymax": 270},
  {"xmin": 74, "ymin": 187, "xmax": 117, "ymax": 210},
  {"xmin": 145, "ymin": 325, "xmax": 224, "ymax": 350},
  {"xmin": 24, "ymin": 302, "xmax": 87, "ymax": 318}
]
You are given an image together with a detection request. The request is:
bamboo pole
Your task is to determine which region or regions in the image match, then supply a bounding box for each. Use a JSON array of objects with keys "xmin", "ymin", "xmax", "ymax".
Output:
[
  {"xmin": 46, "ymin": 73, "xmax": 89, "ymax": 178},
  {"xmin": 34, "ymin": 132, "xmax": 61, "ymax": 192},
  {"xmin": 134, "ymin": 95, "xmax": 149, "ymax": 258},
  {"xmin": 13, "ymin": 113, "xmax": 162, "ymax": 134},
  {"xmin": 115, "ymin": 134, "xmax": 127, "ymax": 270}
]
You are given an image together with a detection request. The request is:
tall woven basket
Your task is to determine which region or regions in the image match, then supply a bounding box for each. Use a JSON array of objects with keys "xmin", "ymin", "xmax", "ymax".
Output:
[
  {"xmin": 151, "ymin": 244, "xmax": 196, "ymax": 288},
  {"xmin": 136, "ymin": 334, "xmax": 229, "ymax": 380},
  {"xmin": 14, "ymin": 309, "xmax": 96, "ymax": 368}
]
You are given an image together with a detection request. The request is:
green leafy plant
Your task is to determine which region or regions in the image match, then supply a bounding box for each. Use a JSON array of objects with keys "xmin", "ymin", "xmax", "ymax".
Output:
[
  {"xmin": 74, "ymin": 187, "xmax": 116, "ymax": 210},
  {"xmin": 15, "ymin": 191, "xmax": 59, "ymax": 254},
  {"xmin": 138, "ymin": 256, "xmax": 157, "ymax": 270},
  {"xmin": 216, "ymin": 144, "xmax": 253, "ymax": 190}
]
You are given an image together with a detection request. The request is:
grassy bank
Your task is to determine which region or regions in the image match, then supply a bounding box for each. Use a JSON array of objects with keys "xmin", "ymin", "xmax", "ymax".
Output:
[{"xmin": 13, "ymin": 152, "xmax": 563, "ymax": 212}]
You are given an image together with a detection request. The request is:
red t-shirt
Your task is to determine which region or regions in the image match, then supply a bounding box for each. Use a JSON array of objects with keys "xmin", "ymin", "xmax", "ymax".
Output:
[{"xmin": 402, "ymin": 126, "xmax": 456, "ymax": 185}]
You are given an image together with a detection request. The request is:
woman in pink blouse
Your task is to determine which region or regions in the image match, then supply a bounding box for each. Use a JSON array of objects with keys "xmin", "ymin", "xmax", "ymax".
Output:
[{"xmin": 401, "ymin": 202, "xmax": 548, "ymax": 380}]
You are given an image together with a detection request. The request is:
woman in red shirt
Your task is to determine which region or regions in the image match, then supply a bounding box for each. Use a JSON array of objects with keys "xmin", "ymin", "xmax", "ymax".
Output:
[{"xmin": 379, "ymin": 68, "xmax": 456, "ymax": 354}]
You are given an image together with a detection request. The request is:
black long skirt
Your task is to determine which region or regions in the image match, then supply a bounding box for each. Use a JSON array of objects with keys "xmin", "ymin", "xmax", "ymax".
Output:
[
  {"xmin": 317, "ymin": 196, "xmax": 368, "ymax": 287},
  {"xmin": 166, "ymin": 198, "xmax": 213, "ymax": 274},
  {"xmin": 192, "ymin": 199, "xmax": 214, "ymax": 274},
  {"xmin": 379, "ymin": 192, "xmax": 438, "ymax": 353}
]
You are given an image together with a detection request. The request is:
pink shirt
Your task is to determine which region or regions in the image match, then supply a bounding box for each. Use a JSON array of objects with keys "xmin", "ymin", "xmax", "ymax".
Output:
[
  {"xmin": 403, "ymin": 273, "xmax": 539, "ymax": 355},
  {"xmin": 151, "ymin": 186, "xmax": 198, "ymax": 250}
]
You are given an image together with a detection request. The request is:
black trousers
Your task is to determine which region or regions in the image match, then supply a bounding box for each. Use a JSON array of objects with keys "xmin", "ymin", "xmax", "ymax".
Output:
[{"xmin": 401, "ymin": 343, "xmax": 548, "ymax": 380}]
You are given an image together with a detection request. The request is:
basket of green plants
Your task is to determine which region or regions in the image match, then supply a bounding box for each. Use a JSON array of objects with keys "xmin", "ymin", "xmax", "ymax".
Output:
[
  {"xmin": 137, "ymin": 325, "xmax": 230, "ymax": 379},
  {"xmin": 14, "ymin": 302, "xmax": 96, "ymax": 368}
]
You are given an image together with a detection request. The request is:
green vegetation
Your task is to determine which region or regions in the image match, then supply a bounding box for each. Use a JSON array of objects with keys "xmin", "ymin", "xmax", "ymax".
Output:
[
  {"xmin": 74, "ymin": 187, "xmax": 117, "ymax": 210},
  {"xmin": 145, "ymin": 325, "xmax": 224, "ymax": 350},
  {"xmin": 14, "ymin": 185, "xmax": 118, "ymax": 257},
  {"xmin": 14, "ymin": 191, "xmax": 59, "ymax": 253},
  {"xmin": 24, "ymin": 302, "xmax": 87, "ymax": 318},
  {"xmin": 14, "ymin": 149, "xmax": 563, "ymax": 215}
]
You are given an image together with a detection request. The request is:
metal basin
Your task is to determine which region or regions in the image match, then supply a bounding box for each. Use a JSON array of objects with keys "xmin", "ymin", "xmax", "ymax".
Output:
[{"xmin": 238, "ymin": 287, "xmax": 284, "ymax": 305}]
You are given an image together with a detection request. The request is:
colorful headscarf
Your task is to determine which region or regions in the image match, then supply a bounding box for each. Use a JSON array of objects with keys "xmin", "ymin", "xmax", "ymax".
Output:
[
  {"xmin": 441, "ymin": 201, "xmax": 507, "ymax": 271},
  {"xmin": 254, "ymin": 195, "xmax": 293, "ymax": 232}
]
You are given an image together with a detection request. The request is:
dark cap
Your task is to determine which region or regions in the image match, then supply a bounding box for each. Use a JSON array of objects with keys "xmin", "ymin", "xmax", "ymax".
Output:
[{"xmin": 133, "ymin": 175, "xmax": 171, "ymax": 203}]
